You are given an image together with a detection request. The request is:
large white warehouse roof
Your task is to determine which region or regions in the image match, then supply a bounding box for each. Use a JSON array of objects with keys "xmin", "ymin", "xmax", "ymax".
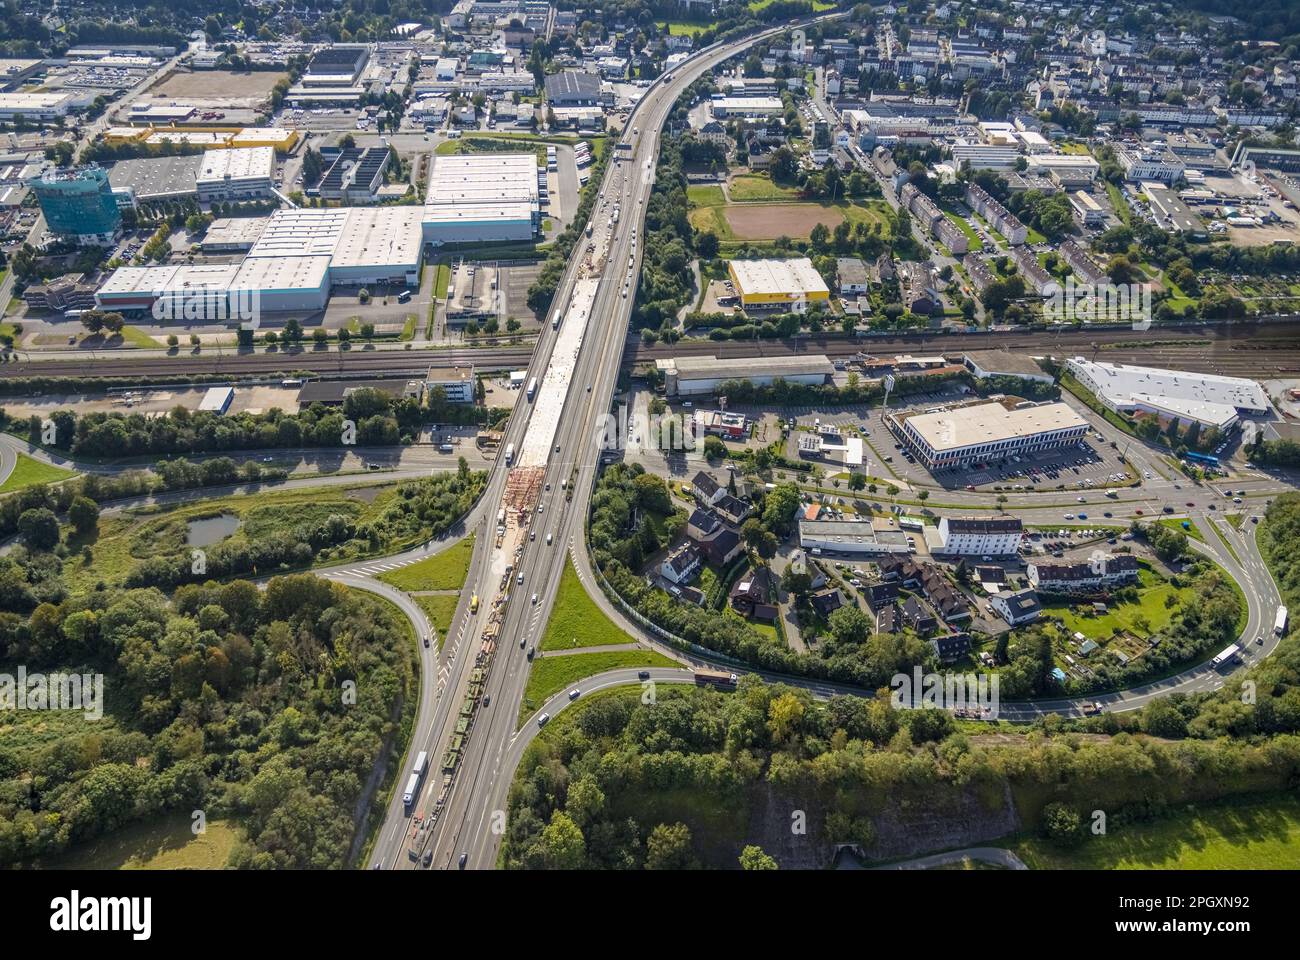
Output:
[{"xmin": 1067, "ymin": 357, "xmax": 1269, "ymax": 414}]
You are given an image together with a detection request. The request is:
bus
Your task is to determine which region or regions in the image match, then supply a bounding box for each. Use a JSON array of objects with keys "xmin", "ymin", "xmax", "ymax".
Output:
[
  {"xmin": 1276, "ymin": 605, "xmax": 1289, "ymax": 636},
  {"xmin": 1184, "ymin": 451, "xmax": 1220, "ymax": 466},
  {"xmin": 898, "ymin": 516, "xmax": 925, "ymax": 531},
  {"xmin": 694, "ymin": 669, "xmax": 739, "ymax": 689}
]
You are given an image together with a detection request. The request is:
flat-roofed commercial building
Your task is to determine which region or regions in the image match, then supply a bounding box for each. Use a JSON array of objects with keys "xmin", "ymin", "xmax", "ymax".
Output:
[
  {"xmin": 727, "ymin": 257, "xmax": 831, "ymax": 314},
  {"xmin": 949, "ymin": 142, "xmax": 1021, "ymax": 172},
  {"xmin": 896, "ymin": 400, "xmax": 1088, "ymax": 469},
  {"xmin": 200, "ymin": 217, "xmax": 269, "ymax": 252},
  {"xmin": 95, "ymin": 263, "xmax": 242, "ymax": 314},
  {"xmin": 1030, "ymin": 153, "xmax": 1100, "ymax": 186},
  {"xmin": 1117, "ymin": 146, "xmax": 1185, "ymax": 184},
  {"xmin": 1069, "ymin": 189, "xmax": 1105, "ymax": 227},
  {"xmin": 1065, "ymin": 357, "xmax": 1269, "ymax": 430},
  {"xmin": 0, "ymin": 92, "xmax": 84, "ymax": 120},
  {"xmin": 544, "ymin": 70, "xmax": 602, "ymax": 106},
  {"xmin": 709, "ymin": 95, "xmax": 783, "ymax": 118},
  {"xmin": 655, "ymin": 354, "xmax": 835, "ymax": 396},
  {"xmin": 230, "ymin": 127, "xmax": 299, "ymax": 152},
  {"xmin": 107, "ymin": 154, "xmax": 203, "ymax": 204},
  {"xmin": 1144, "ymin": 183, "xmax": 1202, "ymax": 235},
  {"xmin": 96, "ymin": 204, "xmax": 424, "ymax": 317},
  {"xmin": 425, "ymin": 364, "xmax": 476, "ymax": 403},
  {"xmin": 325, "ymin": 207, "xmax": 424, "ymax": 286},
  {"xmin": 961, "ymin": 351, "xmax": 1053, "ymax": 384},
  {"xmin": 229, "ymin": 254, "xmax": 331, "ymax": 312},
  {"xmin": 422, "ymin": 152, "xmax": 539, "ymax": 244},
  {"xmin": 304, "ymin": 45, "xmax": 370, "ymax": 86},
  {"xmin": 798, "ymin": 519, "xmax": 912, "ymax": 555},
  {"xmin": 196, "ymin": 146, "xmax": 275, "ymax": 202},
  {"xmin": 318, "ymin": 146, "xmax": 389, "ymax": 203}
]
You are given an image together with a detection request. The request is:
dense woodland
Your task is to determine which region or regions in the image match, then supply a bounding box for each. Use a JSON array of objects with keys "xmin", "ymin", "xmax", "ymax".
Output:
[{"xmin": 0, "ymin": 573, "xmax": 416, "ymax": 867}]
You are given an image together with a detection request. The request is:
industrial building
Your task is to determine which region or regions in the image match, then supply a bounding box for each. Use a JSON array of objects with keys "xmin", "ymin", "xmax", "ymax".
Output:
[
  {"xmin": 107, "ymin": 154, "xmax": 203, "ymax": 204},
  {"xmin": 726, "ymin": 258, "xmax": 831, "ymax": 314},
  {"xmin": 0, "ymin": 91, "xmax": 86, "ymax": 120},
  {"xmin": 961, "ymin": 351, "xmax": 1054, "ymax": 384},
  {"xmin": 96, "ymin": 206, "xmax": 425, "ymax": 316},
  {"xmin": 32, "ymin": 166, "xmax": 121, "ymax": 244},
  {"xmin": 544, "ymin": 70, "xmax": 603, "ymax": 106},
  {"xmin": 1065, "ymin": 357, "xmax": 1269, "ymax": 431},
  {"xmin": 1143, "ymin": 184, "xmax": 1203, "ymax": 235},
  {"xmin": 423, "ymin": 153, "xmax": 539, "ymax": 245},
  {"xmin": 196, "ymin": 146, "xmax": 275, "ymax": 203},
  {"xmin": 318, "ymin": 146, "xmax": 389, "ymax": 203},
  {"xmin": 304, "ymin": 45, "xmax": 370, "ymax": 86},
  {"xmin": 655, "ymin": 354, "xmax": 835, "ymax": 397},
  {"xmin": 895, "ymin": 399, "xmax": 1089, "ymax": 469},
  {"xmin": 200, "ymin": 217, "xmax": 268, "ymax": 252}
]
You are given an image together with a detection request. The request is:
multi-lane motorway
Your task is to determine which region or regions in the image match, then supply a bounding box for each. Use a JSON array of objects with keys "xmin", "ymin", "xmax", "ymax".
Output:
[{"xmin": 364, "ymin": 13, "xmax": 855, "ymax": 872}]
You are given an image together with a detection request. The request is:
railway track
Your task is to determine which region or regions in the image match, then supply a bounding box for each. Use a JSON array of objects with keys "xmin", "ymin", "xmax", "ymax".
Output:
[{"xmin": 0, "ymin": 321, "xmax": 1295, "ymax": 383}]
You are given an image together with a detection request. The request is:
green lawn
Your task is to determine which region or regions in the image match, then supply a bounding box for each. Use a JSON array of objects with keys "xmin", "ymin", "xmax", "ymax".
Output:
[
  {"xmin": 378, "ymin": 535, "xmax": 475, "ymax": 592},
  {"xmin": 1038, "ymin": 567, "xmax": 1189, "ymax": 640},
  {"xmin": 728, "ymin": 173, "xmax": 801, "ymax": 202},
  {"xmin": 943, "ymin": 208, "xmax": 981, "ymax": 245},
  {"xmin": 117, "ymin": 325, "xmax": 159, "ymax": 348},
  {"xmin": 46, "ymin": 813, "xmax": 241, "ymax": 869},
  {"xmin": 1159, "ymin": 516, "xmax": 1205, "ymax": 543},
  {"xmin": 0, "ymin": 453, "xmax": 76, "ymax": 493},
  {"xmin": 1013, "ymin": 793, "xmax": 1300, "ymax": 869},
  {"xmin": 687, "ymin": 184, "xmax": 726, "ymax": 208},
  {"xmin": 657, "ymin": 20, "xmax": 712, "ymax": 36},
  {"xmin": 415, "ymin": 594, "xmax": 459, "ymax": 642},
  {"xmin": 518, "ymin": 649, "xmax": 680, "ymax": 726},
  {"xmin": 540, "ymin": 560, "xmax": 635, "ymax": 651},
  {"xmin": 434, "ymin": 262, "xmax": 451, "ymax": 298}
]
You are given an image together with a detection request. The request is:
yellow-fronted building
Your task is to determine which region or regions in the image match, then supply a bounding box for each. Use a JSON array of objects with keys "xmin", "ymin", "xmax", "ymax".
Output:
[{"xmin": 727, "ymin": 257, "xmax": 831, "ymax": 313}]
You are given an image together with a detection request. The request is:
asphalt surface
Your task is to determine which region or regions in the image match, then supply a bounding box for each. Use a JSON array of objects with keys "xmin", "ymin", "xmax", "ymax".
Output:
[{"xmin": 372, "ymin": 14, "xmax": 856, "ymax": 872}]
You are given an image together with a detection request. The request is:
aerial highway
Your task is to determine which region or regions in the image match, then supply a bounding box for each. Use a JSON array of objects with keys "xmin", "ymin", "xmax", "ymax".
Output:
[{"xmin": 362, "ymin": 11, "xmax": 855, "ymax": 872}]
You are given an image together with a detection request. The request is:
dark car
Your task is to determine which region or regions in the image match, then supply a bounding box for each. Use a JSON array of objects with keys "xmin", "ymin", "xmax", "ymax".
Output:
[
  {"xmin": 458, "ymin": 853, "xmax": 468, "ymax": 869},
  {"xmin": 637, "ymin": 670, "xmax": 651, "ymax": 680}
]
